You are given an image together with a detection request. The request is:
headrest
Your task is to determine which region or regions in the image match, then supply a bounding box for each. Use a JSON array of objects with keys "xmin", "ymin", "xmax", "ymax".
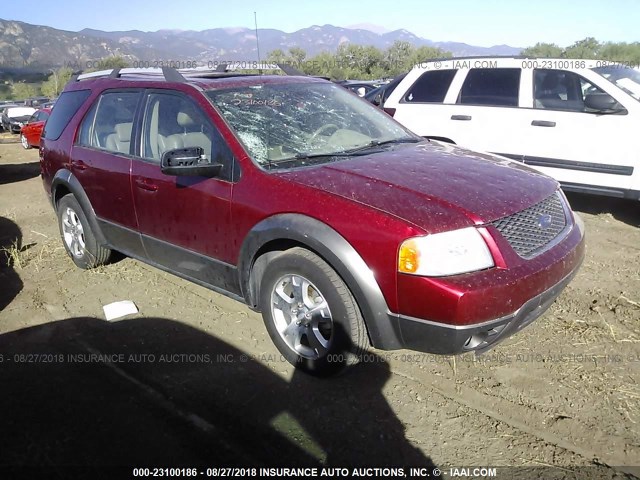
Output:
[
  {"xmin": 115, "ymin": 123, "xmax": 132, "ymax": 141},
  {"xmin": 177, "ymin": 112, "xmax": 195, "ymax": 127}
]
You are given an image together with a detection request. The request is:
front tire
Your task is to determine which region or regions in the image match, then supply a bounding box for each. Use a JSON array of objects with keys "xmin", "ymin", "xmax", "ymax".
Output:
[
  {"xmin": 259, "ymin": 247, "xmax": 368, "ymax": 376},
  {"xmin": 20, "ymin": 133, "xmax": 31, "ymax": 150},
  {"xmin": 57, "ymin": 194, "xmax": 111, "ymax": 269}
]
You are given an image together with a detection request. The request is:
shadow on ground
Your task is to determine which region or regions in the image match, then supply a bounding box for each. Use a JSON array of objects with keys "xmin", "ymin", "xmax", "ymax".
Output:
[
  {"xmin": 0, "ymin": 216, "xmax": 23, "ymax": 310},
  {"xmin": 0, "ymin": 162, "xmax": 41, "ymax": 186},
  {"xmin": 565, "ymin": 191, "xmax": 640, "ymax": 227},
  {"xmin": 0, "ymin": 316, "xmax": 439, "ymax": 477}
]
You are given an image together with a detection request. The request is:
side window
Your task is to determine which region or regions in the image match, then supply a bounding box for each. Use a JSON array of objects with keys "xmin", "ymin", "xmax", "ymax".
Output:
[
  {"xmin": 141, "ymin": 92, "xmax": 235, "ymax": 181},
  {"xmin": 458, "ymin": 68, "xmax": 521, "ymax": 107},
  {"xmin": 534, "ymin": 69, "xmax": 608, "ymax": 112},
  {"xmin": 77, "ymin": 91, "xmax": 139, "ymax": 154},
  {"xmin": 28, "ymin": 113, "xmax": 38, "ymax": 123},
  {"xmin": 43, "ymin": 89, "xmax": 91, "ymax": 141},
  {"xmin": 403, "ymin": 69, "xmax": 457, "ymax": 103},
  {"xmin": 40, "ymin": 111, "xmax": 50, "ymax": 122}
]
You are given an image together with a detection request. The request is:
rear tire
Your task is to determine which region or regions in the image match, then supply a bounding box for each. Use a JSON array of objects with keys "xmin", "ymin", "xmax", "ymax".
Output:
[
  {"xmin": 259, "ymin": 247, "xmax": 368, "ymax": 377},
  {"xmin": 57, "ymin": 194, "xmax": 111, "ymax": 269}
]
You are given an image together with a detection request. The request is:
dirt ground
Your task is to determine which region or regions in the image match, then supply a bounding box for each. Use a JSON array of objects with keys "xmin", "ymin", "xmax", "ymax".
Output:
[{"xmin": 0, "ymin": 137, "xmax": 638, "ymax": 479}]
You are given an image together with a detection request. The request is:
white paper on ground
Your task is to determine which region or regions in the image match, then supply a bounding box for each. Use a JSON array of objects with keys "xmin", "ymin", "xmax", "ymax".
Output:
[{"xmin": 103, "ymin": 300, "xmax": 139, "ymax": 321}]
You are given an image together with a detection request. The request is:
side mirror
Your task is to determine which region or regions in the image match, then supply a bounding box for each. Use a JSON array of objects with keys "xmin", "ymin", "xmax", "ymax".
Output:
[
  {"xmin": 584, "ymin": 93, "xmax": 626, "ymax": 114},
  {"xmin": 160, "ymin": 147, "xmax": 223, "ymax": 177}
]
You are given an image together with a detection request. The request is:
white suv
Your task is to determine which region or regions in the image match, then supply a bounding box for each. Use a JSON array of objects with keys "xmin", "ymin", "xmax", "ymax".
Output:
[{"xmin": 384, "ymin": 57, "xmax": 640, "ymax": 200}]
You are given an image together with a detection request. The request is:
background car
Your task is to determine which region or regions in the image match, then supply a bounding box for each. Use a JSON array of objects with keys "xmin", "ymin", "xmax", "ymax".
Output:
[
  {"xmin": 1, "ymin": 106, "xmax": 36, "ymax": 134},
  {"xmin": 364, "ymin": 72, "xmax": 408, "ymax": 112},
  {"xmin": 337, "ymin": 80, "xmax": 386, "ymax": 96},
  {"xmin": 20, "ymin": 107, "xmax": 51, "ymax": 149},
  {"xmin": 383, "ymin": 58, "xmax": 640, "ymax": 200},
  {"xmin": 0, "ymin": 104, "xmax": 20, "ymax": 132}
]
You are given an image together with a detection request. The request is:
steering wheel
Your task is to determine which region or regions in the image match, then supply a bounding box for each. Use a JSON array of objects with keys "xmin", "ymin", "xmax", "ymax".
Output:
[{"xmin": 309, "ymin": 124, "xmax": 339, "ymax": 142}]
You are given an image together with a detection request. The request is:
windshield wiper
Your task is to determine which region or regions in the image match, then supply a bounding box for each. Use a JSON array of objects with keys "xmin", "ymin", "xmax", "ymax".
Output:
[
  {"xmin": 292, "ymin": 137, "xmax": 422, "ymax": 161},
  {"xmin": 344, "ymin": 137, "xmax": 422, "ymax": 153}
]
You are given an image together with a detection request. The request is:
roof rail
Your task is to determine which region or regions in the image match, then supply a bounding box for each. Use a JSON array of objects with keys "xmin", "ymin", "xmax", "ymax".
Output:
[
  {"xmin": 73, "ymin": 63, "xmax": 307, "ymax": 82},
  {"xmin": 76, "ymin": 67, "xmax": 187, "ymax": 82}
]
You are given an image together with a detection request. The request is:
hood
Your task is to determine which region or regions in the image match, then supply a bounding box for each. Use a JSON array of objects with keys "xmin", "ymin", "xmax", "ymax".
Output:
[{"xmin": 276, "ymin": 141, "xmax": 558, "ymax": 233}]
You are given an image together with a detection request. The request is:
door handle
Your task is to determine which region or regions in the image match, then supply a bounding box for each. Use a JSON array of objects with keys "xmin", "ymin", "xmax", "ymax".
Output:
[
  {"xmin": 134, "ymin": 178, "xmax": 158, "ymax": 192},
  {"xmin": 451, "ymin": 115, "xmax": 472, "ymax": 121},
  {"xmin": 531, "ymin": 120, "xmax": 556, "ymax": 127},
  {"xmin": 70, "ymin": 160, "xmax": 88, "ymax": 171}
]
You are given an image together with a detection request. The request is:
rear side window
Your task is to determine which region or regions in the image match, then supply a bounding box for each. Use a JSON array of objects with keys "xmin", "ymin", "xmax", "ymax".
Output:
[
  {"xmin": 43, "ymin": 90, "xmax": 91, "ymax": 141},
  {"xmin": 458, "ymin": 69, "xmax": 521, "ymax": 107},
  {"xmin": 403, "ymin": 69, "xmax": 457, "ymax": 103}
]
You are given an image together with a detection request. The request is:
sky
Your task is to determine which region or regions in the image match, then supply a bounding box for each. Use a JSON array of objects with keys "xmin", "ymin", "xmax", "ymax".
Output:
[{"xmin": 3, "ymin": 0, "xmax": 638, "ymax": 48}]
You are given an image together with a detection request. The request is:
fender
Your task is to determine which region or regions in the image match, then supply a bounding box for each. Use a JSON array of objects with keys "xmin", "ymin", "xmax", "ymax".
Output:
[
  {"xmin": 238, "ymin": 214, "xmax": 403, "ymax": 350},
  {"xmin": 51, "ymin": 169, "xmax": 108, "ymax": 246}
]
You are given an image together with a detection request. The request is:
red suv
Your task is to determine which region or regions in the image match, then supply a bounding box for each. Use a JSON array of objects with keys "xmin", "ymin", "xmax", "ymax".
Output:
[{"xmin": 40, "ymin": 67, "xmax": 585, "ymax": 375}]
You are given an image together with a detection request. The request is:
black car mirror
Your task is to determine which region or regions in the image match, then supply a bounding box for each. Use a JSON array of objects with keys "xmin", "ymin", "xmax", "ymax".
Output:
[
  {"xmin": 160, "ymin": 147, "xmax": 222, "ymax": 177},
  {"xmin": 584, "ymin": 93, "xmax": 626, "ymax": 114}
]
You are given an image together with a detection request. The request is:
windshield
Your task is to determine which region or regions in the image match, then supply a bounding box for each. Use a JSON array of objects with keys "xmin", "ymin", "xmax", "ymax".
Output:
[
  {"xmin": 206, "ymin": 82, "xmax": 418, "ymax": 169},
  {"xmin": 592, "ymin": 66, "xmax": 640, "ymax": 102}
]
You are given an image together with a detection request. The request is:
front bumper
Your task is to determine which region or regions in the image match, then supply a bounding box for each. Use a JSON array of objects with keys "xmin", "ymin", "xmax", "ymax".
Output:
[
  {"xmin": 393, "ymin": 259, "xmax": 582, "ymax": 354},
  {"xmin": 373, "ymin": 210, "xmax": 585, "ymax": 354}
]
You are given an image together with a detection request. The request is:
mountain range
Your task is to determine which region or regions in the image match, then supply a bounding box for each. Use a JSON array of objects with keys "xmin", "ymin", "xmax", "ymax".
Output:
[{"xmin": 0, "ymin": 18, "xmax": 522, "ymax": 71}]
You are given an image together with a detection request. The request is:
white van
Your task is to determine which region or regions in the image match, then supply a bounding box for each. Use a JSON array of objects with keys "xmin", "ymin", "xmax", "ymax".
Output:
[{"xmin": 384, "ymin": 58, "xmax": 640, "ymax": 200}]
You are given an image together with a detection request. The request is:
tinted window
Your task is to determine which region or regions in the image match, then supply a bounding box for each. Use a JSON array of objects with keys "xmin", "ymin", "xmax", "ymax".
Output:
[
  {"xmin": 458, "ymin": 69, "xmax": 521, "ymax": 106},
  {"xmin": 534, "ymin": 69, "xmax": 608, "ymax": 112},
  {"xmin": 404, "ymin": 69, "xmax": 456, "ymax": 103},
  {"xmin": 141, "ymin": 92, "xmax": 236, "ymax": 181},
  {"xmin": 77, "ymin": 91, "xmax": 139, "ymax": 154},
  {"xmin": 40, "ymin": 111, "xmax": 50, "ymax": 122},
  {"xmin": 43, "ymin": 90, "xmax": 91, "ymax": 140}
]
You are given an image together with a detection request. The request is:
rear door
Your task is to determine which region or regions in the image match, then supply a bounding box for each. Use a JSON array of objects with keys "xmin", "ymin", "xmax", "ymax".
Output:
[{"xmin": 72, "ymin": 89, "xmax": 145, "ymax": 256}]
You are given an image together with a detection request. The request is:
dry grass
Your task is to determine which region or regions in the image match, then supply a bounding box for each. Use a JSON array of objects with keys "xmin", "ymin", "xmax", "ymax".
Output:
[{"xmin": 1, "ymin": 240, "xmax": 27, "ymax": 269}]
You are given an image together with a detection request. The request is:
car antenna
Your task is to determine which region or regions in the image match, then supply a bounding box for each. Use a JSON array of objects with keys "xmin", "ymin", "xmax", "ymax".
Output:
[{"xmin": 254, "ymin": 12, "xmax": 262, "ymax": 74}]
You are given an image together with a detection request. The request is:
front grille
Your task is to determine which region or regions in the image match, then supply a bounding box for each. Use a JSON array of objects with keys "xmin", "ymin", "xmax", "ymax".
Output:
[{"xmin": 492, "ymin": 192, "xmax": 568, "ymax": 258}]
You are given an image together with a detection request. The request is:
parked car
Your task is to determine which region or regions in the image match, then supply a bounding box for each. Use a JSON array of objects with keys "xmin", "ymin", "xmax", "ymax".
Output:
[
  {"xmin": 364, "ymin": 72, "xmax": 408, "ymax": 110},
  {"xmin": 40, "ymin": 67, "xmax": 584, "ymax": 376},
  {"xmin": 0, "ymin": 104, "xmax": 20, "ymax": 132},
  {"xmin": 1, "ymin": 106, "xmax": 36, "ymax": 134},
  {"xmin": 24, "ymin": 96, "xmax": 50, "ymax": 108},
  {"xmin": 383, "ymin": 57, "xmax": 640, "ymax": 200},
  {"xmin": 337, "ymin": 80, "xmax": 385, "ymax": 97},
  {"xmin": 20, "ymin": 107, "xmax": 51, "ymax": 149}
]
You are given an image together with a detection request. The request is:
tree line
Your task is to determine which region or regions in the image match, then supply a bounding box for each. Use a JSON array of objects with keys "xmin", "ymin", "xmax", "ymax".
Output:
[{"xmin": 3, "ymin": 37, "xmax": 639, "ymax": 100}]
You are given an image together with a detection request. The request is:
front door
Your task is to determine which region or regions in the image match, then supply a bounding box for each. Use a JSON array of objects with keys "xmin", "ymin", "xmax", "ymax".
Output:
[{"xmin": 130, "ymin": 90, "xmax": 239, "ymax": 294}]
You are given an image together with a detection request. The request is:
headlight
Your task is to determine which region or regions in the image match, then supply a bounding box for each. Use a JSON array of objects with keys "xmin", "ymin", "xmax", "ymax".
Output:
[{"xmin": 398, "ymin": 227, "xmax": 494, "ymax": 277}]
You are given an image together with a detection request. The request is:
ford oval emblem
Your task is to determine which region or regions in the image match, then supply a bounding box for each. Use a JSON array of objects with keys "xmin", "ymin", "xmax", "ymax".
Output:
[{"xmin": 538, "ymin": 214, "xmax": 553, "ymax": 229}]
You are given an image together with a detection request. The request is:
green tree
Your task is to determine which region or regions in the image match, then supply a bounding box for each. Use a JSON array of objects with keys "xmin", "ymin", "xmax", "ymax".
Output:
[
  {"xmin": 384, "ymin": 40, "xmax": 413, "ymax": 75},
  {"xmin": 522, "ymin": 42, "xmax": 563, "ymax": 58},
  {"xmin": 288, "ymin": 47, "xmax": 307, "ymax": 64},
  {"xmin": 41, "ymin": 67, "xmax": 74, "ymax": 97},
  {"xmin": 563, "ymin": 37, "xmax": 601, "ymax": 58},
  {"xmin": 86, "ymin": 56, "xmax": 130, "ymax": 72},
  {"xmin": 10, "ymin": 82, "xmax": 39, "ymax": 100},
  {"xmin": 409, "ymin": 46, "xmax": 452, "ymax": 66},
  {"xmin": 599, "ymin": 41, "xmax": 640, "ymax": 64}
]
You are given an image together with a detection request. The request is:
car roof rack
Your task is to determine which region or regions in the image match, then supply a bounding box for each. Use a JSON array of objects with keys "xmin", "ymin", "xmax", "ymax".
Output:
[{"xmin": 74, "ymin": 63, "xmax": 308, "ymax": 83}]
